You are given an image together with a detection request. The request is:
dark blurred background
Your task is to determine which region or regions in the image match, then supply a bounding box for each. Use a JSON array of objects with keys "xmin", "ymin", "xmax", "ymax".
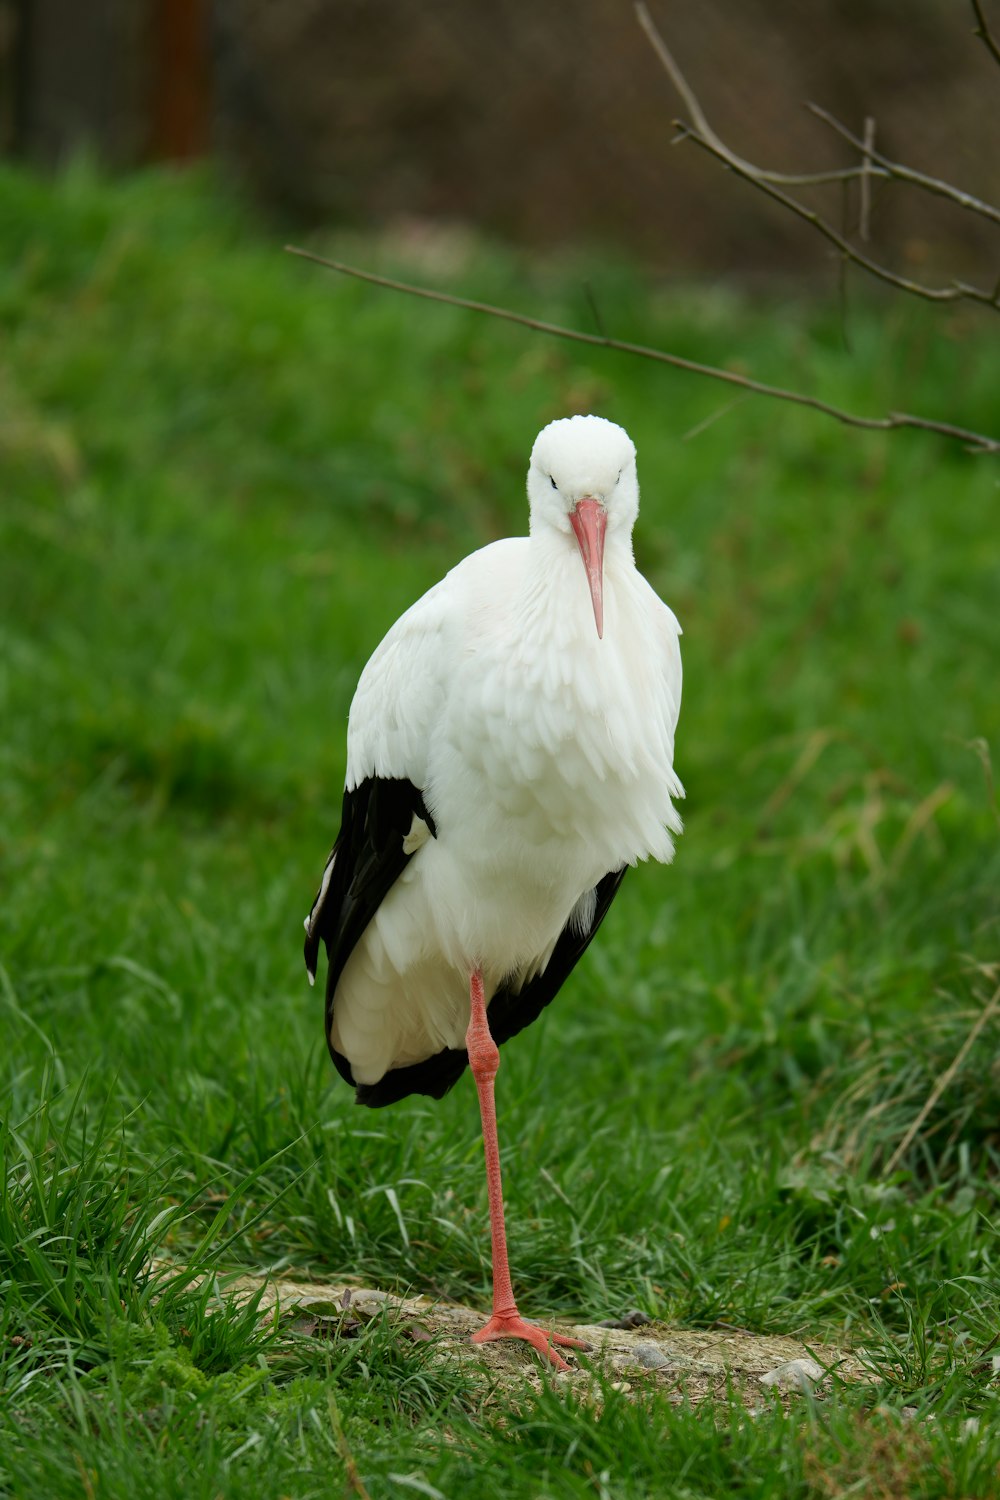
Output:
[{"xmin": 3, "ymin": 0, "xmax": 998, "ymax": 278}]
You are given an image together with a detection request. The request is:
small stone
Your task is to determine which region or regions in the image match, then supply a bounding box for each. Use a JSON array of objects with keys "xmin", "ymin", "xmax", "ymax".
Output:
[
  {"xmin": 352, "ymin": 1292, "xmax": 390, "ymax": 1318},
  {"xmin": 401, "ymin": 1321, "xmax": 434, "ymax": 1343},
  {"xmin": 289, "ymin": 1312, "xmax": 362, "ymax": 1340},
  {"xmin": 597, "ymin": 1310, "xmax": 653, "ymax": 1330},
  {"xmin": 633, "ymin": 1343, "xmax": 670, "ymax": 1369},
  {"xmin": 760, "ymin": 1357, "xmax": 825, "ymax": 1392},
  {"xmin": 292, "ymin": 1298, "xmax": 345, "ymax": 1317}
]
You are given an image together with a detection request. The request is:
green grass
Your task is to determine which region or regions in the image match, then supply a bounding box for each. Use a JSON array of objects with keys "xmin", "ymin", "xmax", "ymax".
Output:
[{"xmin": 1, "ymin": 159, "xmax": 999, "ymax": 1497}]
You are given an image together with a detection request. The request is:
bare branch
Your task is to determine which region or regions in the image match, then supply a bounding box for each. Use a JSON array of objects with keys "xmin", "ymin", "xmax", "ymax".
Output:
[
  {"xmin": 582, "ymin": 280, "xmax": 608, "ymax": 340},
  {"xmin": 285, "ymin": 246, "xmax": 1000, "ymax": 455},
  {"xmin": 638, "ymin": 2, "xmax": 1000, "ymax": 311},
  {"xmin": 637, "ymin": 3, "xmax": 885, "ymax": 188},
  {"xmin": 971, "ymin": 0, "xmax": 1000, "ymax": 71},
  {"xmin": 677, "ymin": 122, "xmax": 1000, "ymax": 310},
  {"xmin": 859, "ymin": 117, "xmax": 876, "ymax": 243},
  {"xmin": 682, "ymin": 394, "xmax": 752, "ymax": 442},
  {"xmin": 807, "ymin": 103, "xmax": 1000, "ymax": 228}
]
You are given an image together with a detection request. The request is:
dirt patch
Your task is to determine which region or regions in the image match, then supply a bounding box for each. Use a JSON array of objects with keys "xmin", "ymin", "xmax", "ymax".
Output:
[{"xmin": 196, "ymin": 1268, "xmax": 875, "ymax": 1407}]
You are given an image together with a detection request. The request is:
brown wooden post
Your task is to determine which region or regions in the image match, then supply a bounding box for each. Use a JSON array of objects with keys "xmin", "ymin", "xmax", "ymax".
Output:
[{"xmin": 148, "ymin": 0, "xmax": 210, "ymax": 161}]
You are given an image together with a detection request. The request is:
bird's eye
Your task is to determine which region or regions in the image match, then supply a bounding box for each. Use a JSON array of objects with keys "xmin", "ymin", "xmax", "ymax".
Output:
[{"xmin": 549, "ymin": 475, "xmax": 558, "ymax": 491}]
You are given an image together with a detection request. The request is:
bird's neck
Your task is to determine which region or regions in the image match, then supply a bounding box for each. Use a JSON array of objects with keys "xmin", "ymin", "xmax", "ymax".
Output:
[
  {"xmin": 530, "ymin": 523, "xmax": 634, "ymax": 569},
  {"xmin": 519, "ymin": 525, "xmax": 635, "ymax": 645}
]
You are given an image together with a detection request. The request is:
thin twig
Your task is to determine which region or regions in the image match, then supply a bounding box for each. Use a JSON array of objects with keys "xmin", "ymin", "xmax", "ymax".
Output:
[
  {"xmin": 883, "ymin": 983, "xmax": 1000, "ymax": 1177},
  {"xmin": 971, "ymin": 0, "xmax": 1000, "ymax": 70},
  {"xmin": 808, "ymin": 104, "xmax": 1000, "ymax": 228},
  {"xmin": 837, "ymin": 176, "xmax": 852, "ymax": 352},
  {"xmin": 681, "ymin": 393, "xmax": 751, "ymax": 441},
  {"xmin": 859, "ymin": 117, "xmax": 876, "ymax": 243},
  {"xmin": 680, "ymin": 123, "xmax": 999, "ymax": 308},
  {"xmin": 637, "ymin": 3, "xmax": 882, "ymax": 188},
  {"xmin": 285, "ymin": 246, "xmax": 1000, "ymax": 454},
  {"xmin": 638, "ymin": 2, "xmax": 1000, "ymax": 310},
  {"xmin": 583, "ymin": 280, "xmax": 608, "ymax": 340}
]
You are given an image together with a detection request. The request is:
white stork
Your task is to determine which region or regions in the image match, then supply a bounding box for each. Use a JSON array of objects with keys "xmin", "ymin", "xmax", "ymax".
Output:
[{"xmin": 304, "ymin": 414, "xmax": 683, "ymax": 1369}]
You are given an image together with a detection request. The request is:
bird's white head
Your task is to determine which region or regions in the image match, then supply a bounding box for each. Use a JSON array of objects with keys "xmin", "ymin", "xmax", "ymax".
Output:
[{"xmin": 527, "ymin": 414, "xmax": 639, "ymax": 640}]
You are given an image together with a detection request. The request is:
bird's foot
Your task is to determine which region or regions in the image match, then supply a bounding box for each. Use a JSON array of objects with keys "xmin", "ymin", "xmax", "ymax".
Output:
[{"xmin": 470, "ymin": 1311, "xmax": 591, "ymax": 1372}]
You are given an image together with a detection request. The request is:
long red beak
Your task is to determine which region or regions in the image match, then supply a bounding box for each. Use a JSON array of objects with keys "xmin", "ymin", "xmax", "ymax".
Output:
[{"xmin": 569, "ymin": 498, "xmax": 608, "ymax": 639}]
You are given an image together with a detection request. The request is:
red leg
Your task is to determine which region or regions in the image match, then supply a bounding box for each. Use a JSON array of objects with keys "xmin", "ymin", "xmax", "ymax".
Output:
[{"xmin": 465, "ymin": 968, "xmax": 590, "ymax": 1372}]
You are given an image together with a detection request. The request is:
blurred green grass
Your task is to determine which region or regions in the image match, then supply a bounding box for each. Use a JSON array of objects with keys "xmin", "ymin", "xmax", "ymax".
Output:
[{"xmin": 1, "ymin": 161, "xmax": 998, "ymax": 1497}]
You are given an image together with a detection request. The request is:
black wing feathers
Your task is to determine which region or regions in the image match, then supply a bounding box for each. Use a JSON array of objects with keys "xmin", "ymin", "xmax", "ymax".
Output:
[
  {"xmin": 354, "ymin": 1047, "xmax": 470, "ymax": 1108},
  {"xmin": 306, "ymin": 776, "xmax": 627, "ymax": 1109},
  {"xmin": 304, "ymin": 777, "xmax": 435, "ymax": 1090},
  {"xmin": 486, "ymin": 868, "xmax": 627, "ymax": 1048}
]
